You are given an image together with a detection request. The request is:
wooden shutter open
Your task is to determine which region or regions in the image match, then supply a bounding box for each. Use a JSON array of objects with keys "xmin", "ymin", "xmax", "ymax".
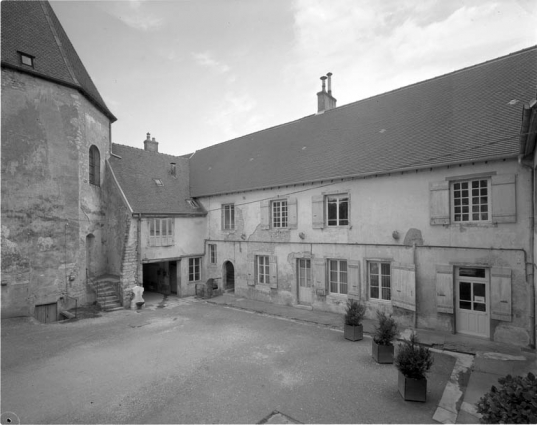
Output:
[
  {"xmin": 246, "ymin": 254, "xmax": 255, "ymax": 286},
  {"xmin": 391, "ymin": 262, "xmax": 416, "ymax": 311},
  {"xmin": 288, "ymin": 197, "xmax": 298, "ymax": 229},
  {"xmin": 313, "ymin": 258, "xmax": 327, "ymax": 295},
  {"xmin": 347, "ymin": 260, "xmax": 360, "ymax": 299},
  {"xmin": 435, "ymin": 265, "xmax": 454, "ymax": 314},
  {"xmin": 491, "ymin": 174, "xmax": 516, "ymax": 223},
  {"xmin": 491, "ymin": 267, "xmax": 512, "ymax": 321},
  {"xmin": 429, "ymin": 181, "xmax": 450, "ymax": 225},
  {"xmin": 312, "ymin": 195, "xmax": 324, "ymax": 229},
  {"xmin": 269, "ymin": 255, "xmax": 278, "ymax": 289}
]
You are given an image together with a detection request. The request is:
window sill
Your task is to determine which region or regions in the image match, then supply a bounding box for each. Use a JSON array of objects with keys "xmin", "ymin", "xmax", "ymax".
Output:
[
  {"xmin": 368, "ymin": 298, "xmax": 392, "ymax": 304},
  {"xmin": 449, "ymin": 222, "xmax": 495, "ymax": 228}
]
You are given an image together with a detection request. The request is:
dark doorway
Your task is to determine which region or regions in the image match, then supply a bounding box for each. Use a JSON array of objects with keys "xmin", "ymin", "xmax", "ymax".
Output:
[
  {"xmin": 170, "ymin": 261, "xmax": 178, "ymax": 295},
  {"xmin": 34, "ymin": 303, "xmax": 58, "ymax": 323},
  {"xmin": 224, "ymin": 261, "xmax": 235, "ymax": 292},
  {"xmin": 86, "ymin": 234, "xmax": 95, "ymax": 278}
]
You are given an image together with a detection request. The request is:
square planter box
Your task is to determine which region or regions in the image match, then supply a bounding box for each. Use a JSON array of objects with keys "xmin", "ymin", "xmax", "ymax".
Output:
[
  {"xmin": 372, "ymin": 340, "xmax": 394, "ymax": 364},
  {"xmin": 344, "ymin": 324, "xmax": 363, "ymax": 341},
  {"xmin": 398, "ymin": 371, "xmax": 427, "ymax": 402}
]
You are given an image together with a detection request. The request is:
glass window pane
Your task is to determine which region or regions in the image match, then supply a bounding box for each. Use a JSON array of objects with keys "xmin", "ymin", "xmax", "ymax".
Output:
[
  {"xmin": 474, "ymin": 283, "xmax": 486, "ymax": 298},
  {"xmin": 459, "ymin": 268, "xmax": 486, "ymax": 278},
  {"xmin": 459, "ymin": 301, "xmax": 472, "ymax": 310},
  {"xmin": 474, "ymin": 303, "xmax": 486, "ymax": 312},
  {"xmin": 459, "ymin": 281, "xmax": 471, "ymax": 300},
  {"xmin": 370, "ymin": 262, "xmax": 378, "ymax": 274},
  {"xmin": 371, "ymin": 287, "xmax": 379, "ymax": 299},
  {"xmin": 381, "ymin": 263, "xmax": 390, "ymax": 276},
  {"xmin": 340, "ymin": 283, "xmax": 348, "ymax": 294}
]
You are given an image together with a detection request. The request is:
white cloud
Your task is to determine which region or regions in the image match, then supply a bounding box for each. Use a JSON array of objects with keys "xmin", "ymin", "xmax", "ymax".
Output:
[
  {"xmin": 208, "ymin": 92, "xmax": 262, "ymax": 141},
  {"xmin": 288, "ymin": 0, "xmax": 536, "ymax": 105},
  {"xmin": 121, "ymin": 13, "xmax": 163, "ymax": 31},
  {"xmin": 192, "ymin": 52, "xmax": 231, "ymax": 74}
]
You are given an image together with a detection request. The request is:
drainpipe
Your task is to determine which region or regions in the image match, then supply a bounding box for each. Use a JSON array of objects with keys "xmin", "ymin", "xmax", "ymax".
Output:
[
  {"xmin": 137, "ymin": 213, "xmax": 142, "ymax": 287},
  {"xmin": 412, "ymin": 242, "xmax": 418, "ymax": 329},
  {"xmin": 519, "ymin": 155, "xmax": 536, "ymax": 347}
]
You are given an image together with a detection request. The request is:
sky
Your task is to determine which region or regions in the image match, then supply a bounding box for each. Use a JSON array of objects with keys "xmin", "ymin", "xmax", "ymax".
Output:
[{"xmin": 50, "ymin": 0, "xmax": 537, "ymax": 157}]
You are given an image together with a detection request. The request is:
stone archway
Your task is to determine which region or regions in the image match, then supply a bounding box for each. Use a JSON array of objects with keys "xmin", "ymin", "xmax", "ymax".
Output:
[{"xmin": 223, "ymin": 261, "xmax": 235, "ymax": 292}]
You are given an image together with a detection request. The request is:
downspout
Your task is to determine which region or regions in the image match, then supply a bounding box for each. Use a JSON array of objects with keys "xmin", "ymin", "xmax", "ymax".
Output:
[
  {"xmin": 519, "ymin": 155, "xmax": 536, "ymax": 348},
  {"xmin": 137, "ymin": 213, "xmax": 142, "ymax": 285},
  {"xmin": 412, "ymin": 242, "xmax": 418, "ymax": 329}
]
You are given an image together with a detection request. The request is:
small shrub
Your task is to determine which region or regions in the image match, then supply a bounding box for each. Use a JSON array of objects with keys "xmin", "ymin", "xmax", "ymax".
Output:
[
  {"xmin": 373, "ymin": 311, "xmax": 398, "ymax": 346},
  {"xmin": 394, "ymin": 332, "xmax": 433, "ymax": 380},
  {"xmin": 344, "ymin": 299, "xmax": 365, "ymax": 326},
  {"xmin": 476, "ymin": 372, "xmax": 537, "ymax": 424}
]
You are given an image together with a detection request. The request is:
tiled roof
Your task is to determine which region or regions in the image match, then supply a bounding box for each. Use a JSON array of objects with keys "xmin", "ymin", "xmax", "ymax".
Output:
[
  {"xmin": 1, "ymin": 0, "xmax": 116, "ymax": 122},
  {"xmin": 190, "ymin": 47, "xmax": 537, "ymax": 197},
  {"xmin": 109, "ymin": 144, "xmax": 206, "ymax": 216}
]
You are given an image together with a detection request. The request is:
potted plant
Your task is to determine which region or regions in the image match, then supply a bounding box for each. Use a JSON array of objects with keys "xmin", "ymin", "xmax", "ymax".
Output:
[
  {"xmin": 394, "ymin": 332, "xmax": 433, "ymax": 402},
  {"xmin": 344, "ymin": 299, "xmax": 365, "ymax": 341},
  {"xmin": 372, "ymin": 311, "xmax": 398, "ymax": 364}
]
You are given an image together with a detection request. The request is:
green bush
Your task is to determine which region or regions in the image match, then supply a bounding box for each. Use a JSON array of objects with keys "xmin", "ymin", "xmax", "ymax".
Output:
[
  {"xmin": 394, "ymin": 332, "xmax": 433, "ymax": 380},
  {"xmin": 344, "ymin": 299, "xmax": 365, "ymax": 326},
  {"xmin": 476, "ymin": 372, "xmax": 537, "ymax": 424},
  {"xmin": 373, "ymin": 311, "xmax": 398, "ymax": 346}
]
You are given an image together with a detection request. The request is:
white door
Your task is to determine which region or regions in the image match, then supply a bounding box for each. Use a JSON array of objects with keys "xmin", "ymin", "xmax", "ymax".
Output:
[
  {"xmin": 456, "ymin": 267, "xmax": 490, "ymax": 338},
  {"xmin": 297, "ymin": 259, "xmax": 313, "ymax": 305}
]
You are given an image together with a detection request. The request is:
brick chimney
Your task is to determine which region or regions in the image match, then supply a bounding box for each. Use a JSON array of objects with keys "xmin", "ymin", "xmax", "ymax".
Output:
[
  {"xmin": 317, "ymin": 72, "xmax": 337, "ymax": 113},
  {"xmin": 144, "ymin": 132, "xmax": 158, "ymax": 152}
]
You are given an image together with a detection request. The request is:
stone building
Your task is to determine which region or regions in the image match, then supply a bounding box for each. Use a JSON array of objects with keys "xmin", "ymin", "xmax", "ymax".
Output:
[
  {"xmin": 2, "ymin": 0, "xmax": 537, "ymax": 349},
  {"xmin": 1, "ymin": 0, "xmax": 116, "ymax": 320}
]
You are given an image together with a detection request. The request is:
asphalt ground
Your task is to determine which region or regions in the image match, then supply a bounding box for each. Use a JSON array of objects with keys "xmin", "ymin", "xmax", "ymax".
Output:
[{"xmin": 1, "ymin": 297, "xmax": 455, "ymax": 424}]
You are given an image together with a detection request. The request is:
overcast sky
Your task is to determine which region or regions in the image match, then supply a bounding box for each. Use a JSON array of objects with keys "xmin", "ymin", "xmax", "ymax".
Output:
[{"xmin": 50, "ymin": 0, "xmax": 536, "ymax": 157}]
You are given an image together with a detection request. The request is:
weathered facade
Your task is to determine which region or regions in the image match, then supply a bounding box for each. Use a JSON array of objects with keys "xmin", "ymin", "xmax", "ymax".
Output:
[{"xmin": 1, "ymin": 0, "xmax": 116, "ymax": 320}]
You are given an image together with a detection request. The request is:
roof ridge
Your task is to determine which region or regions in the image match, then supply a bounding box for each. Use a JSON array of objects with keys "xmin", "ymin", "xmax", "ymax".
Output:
[{"xmin": 112, "ymin": 142, "xmax": 186, "ymax": 160}]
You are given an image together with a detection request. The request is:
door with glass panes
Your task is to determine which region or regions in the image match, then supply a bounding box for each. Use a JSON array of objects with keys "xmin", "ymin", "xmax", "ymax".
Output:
[
  {"xmin": 297, "ymin": 259, "xmax": 313, "ymax": 305},
  {"xmin": 455, "ymin": 267, "xmax": 490, "ymax": 338}
]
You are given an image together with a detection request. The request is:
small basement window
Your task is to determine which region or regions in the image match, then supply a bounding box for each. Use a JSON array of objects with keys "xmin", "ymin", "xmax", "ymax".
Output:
[
  {"xmin": 186, "ymin": 199, "xmax": 199, "ymax": 209},
  {"xmin": 19, "ymin": 52, "xmax": 34, "ymax": 67},
  {"xmin": 154, "ymin": 179, "xmax": 164, "ymax": 186}
]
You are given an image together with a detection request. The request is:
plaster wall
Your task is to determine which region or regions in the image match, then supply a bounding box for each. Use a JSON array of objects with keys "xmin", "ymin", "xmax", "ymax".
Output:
[
  {"xmin": 141, "ymin": 216, "xmax": 206, "ymax": 261},
  {"xmin": 1, "ymin": 69, "xmax": 110, "ymax": 317},
  {"xmin": 199, "ymin": 158, "xmax": 533, "ymax": 346}
]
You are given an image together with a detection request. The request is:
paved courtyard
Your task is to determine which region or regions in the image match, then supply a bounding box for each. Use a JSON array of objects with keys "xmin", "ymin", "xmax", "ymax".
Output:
[{"xmin": 1, "ymin": 296, "xmax": 455, "ymax": 424}]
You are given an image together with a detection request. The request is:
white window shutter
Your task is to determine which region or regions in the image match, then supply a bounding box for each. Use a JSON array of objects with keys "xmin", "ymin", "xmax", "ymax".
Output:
[
  {"xmin": 491, "ymin": 174, "xmax": 516, "ymax": 223},
  {"xmin": 260, "ymin": 200, "xmax": 270, "ymax": 230},
  {"xmin": 288, "ymin": 197, "xmax": 298, "ymax": 229},
  {"xmin": 391, "ymin": 262, "xmax": 416, "ymax": 311},
  {"xmin": 269, "ymin": 255, "xmax": 278, "ymax": 289},
  {"xmin": 435, "ymin": 265, "xmax": 454, "ymax": 314},
  {"xmin": 312, "ymin": 195, "xmax": 324, "ymax": 229},
  {"xmin": 429, "ymin": 181, "xmax": 450, "ymax": 225},
  {"xmin": 313, "ymin": 258, "xmax": 326, "ymax": 295},
  {"xmin": 491, "ymin": 267, "xmax": 512, "ymax": 321},
  {"xmin": 247, "ymin": 254, "xmax": 255, "ymax": 286},
  {"xmin": 347, "ymin": 260, "xmax": 360, "ymax": 298}
]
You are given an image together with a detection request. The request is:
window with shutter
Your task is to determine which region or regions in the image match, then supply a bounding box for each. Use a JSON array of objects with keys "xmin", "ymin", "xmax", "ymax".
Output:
[
  {"xmin": 435, "ymin": 265, "xmax": 454, "ymax": 313},
  {"xmin": 429, "ymin": 181, "xmax": 450, "ymax": 225},
  {"xmin": 222, "ymin": 204, "xmax": 235, "ymax": 230},
  {"xmin": 490, "ymin": 267, "xmax": 512, "ymax": 321},
  {"xmin": 491, "ymin": 175, "xmax": 516, "ymax": 223},
  {"xmin": 391, "ymin": 262, "xmax": 416, "ymax": 311},
  {"xmin": 347, "ymin": 260, "xmax": 360, "ymax": 298},
  {"xmin": 313, "ymin": 258, "xmax": 327, "ymax": 295}
]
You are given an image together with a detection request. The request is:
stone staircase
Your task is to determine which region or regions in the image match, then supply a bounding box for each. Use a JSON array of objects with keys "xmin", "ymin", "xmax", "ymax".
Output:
[{"xmin": 92, "ymin": 275, "xmax": 123, "ymax": 312}]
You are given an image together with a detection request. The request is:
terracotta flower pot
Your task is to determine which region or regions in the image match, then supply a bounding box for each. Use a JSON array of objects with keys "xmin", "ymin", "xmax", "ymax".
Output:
[
  {"xmin": 397, "ymin": 371, "xmax": 427, "ymax": 402},
  {"xmin": 372, "ymin": 340, "xmax": 394, "ymax": 364},
  {"xmin": 344, "ymin": 323, "xmax": 363, "ymax": 341}
]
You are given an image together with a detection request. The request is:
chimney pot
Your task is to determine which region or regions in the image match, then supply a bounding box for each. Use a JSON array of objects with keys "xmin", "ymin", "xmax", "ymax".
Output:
[
  {"xmin": 327, "ymin": 72, "xmax": 333, "ymax": 94},
  {"xmin": 143, "ymin": 133, "xmax": 159, "ymax": 152},
  {"xmin": 320, "ymin": 76, "xmax": 327, "ymax": 92},
  {"xmin": 146, "ymin": 132, "xmax": 151, "ymax": 141}
]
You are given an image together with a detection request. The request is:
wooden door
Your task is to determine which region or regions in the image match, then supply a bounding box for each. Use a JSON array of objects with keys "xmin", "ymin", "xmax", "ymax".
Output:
[
  {"xmin": 456, "ymin": 267, "xmax": 490, "ymax": 338},
  {"xmin": 297, "ymin": 259, "xmax": 313, "ymax": 305},
  {"xmin": 34, "ymin": 303, "xmax": 58, "ymax": 323}
]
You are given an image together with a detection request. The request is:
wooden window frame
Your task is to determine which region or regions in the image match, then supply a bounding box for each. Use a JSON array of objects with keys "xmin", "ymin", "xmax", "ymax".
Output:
[
  {"xmin": 271, "ymin": 199, "xmax": 288, "ymax": 228},
  {"xmin": 149, "ymin": 218, "xmax": 174, "ymax": 246},
  {"xmin": 188, "ymin": 257, "xmax": 201, "ymax": 282},
  {"xmin": 209, "ymin": 244, "xmax": 217, "ymax": 264},
  {"xmin": 369, "ymin": 261, "xmax": 391, "ymax": 301},
  {"xmin": 328, "ymin": 259, "xmax": 348, "ymax": 295},
  {"xmin": 326, "ymin": 194, "xmax": 349, "ymax": 227},
  {"xmin": 256, "ymin": 255, "xmax": 270, "ymax": 284},
  {"xmin": 222, "ymin": 204, "xmax": 235, "ymax": 231},
  {"xmin": 297, "ymin": 258, "xmax": 312, "ymax": 288},
  {"xmin": 451, "ymin": 178, "xmax": 491, "ymax": 223},
  {"xmin": 89, "ymin": 145, "xmax": 100, "ymax": 186}
]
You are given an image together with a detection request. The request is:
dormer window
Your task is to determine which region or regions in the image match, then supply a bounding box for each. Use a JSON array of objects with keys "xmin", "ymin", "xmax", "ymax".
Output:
[
  {"xmin": 18, "ymin": 52, "xmax": 34, "ymax": 67},
  {"xmin": 186, "ymin": 199, "xmax": 199, "ymax": 209},
  {"xmin": 154, "ymin": 179, "xmax": 163, "ymax": 186}
]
